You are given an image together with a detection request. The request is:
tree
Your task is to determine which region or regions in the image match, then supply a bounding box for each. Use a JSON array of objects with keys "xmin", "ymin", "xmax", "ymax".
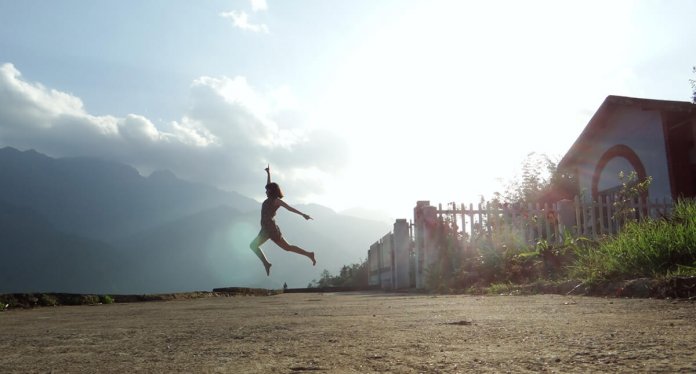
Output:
[
  {"xmin": 611, "ymin": 171, "xmax": 652, "ymax": 223},
  {"xmin": 309, "ymin": 259, "xmax": 369, "ymax": 288},
  {"xmin": 493, "ymin": 152, "xmax": 578, "ymax": 206}
]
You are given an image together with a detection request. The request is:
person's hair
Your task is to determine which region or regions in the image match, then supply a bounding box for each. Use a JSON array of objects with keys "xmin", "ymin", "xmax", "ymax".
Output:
[{"xmin": 265, "ymin": 182, "xmax": 284, "ymax": 199}]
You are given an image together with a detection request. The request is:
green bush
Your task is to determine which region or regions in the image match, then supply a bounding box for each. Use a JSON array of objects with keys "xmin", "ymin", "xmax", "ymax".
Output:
[
  {"xmin": 571, "ymin": 199, "xmax": 696, "ymax": 282},
  {"xmin": 100, "ymin": 295, "xmax": 115, "ymax": 304},
  {"xmin": 424, "ymin": 212, "xmax": 574, "ymax": 291},
  {"xmin": 488, "ymin": 282, "xmax": 516, "ymax": 295},
  {"xmin": 310, "ymin": 259, "xmax": 369, "ymax": 288},
  {"xmin": 38, "ymin": 294, "xmax": 59, "ymax": 306}
]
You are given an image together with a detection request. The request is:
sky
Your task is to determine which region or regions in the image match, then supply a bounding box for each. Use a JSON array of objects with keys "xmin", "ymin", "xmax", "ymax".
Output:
[{"xmin": 1, "ymin": 0, "xmax": 695, "ymax": 222}]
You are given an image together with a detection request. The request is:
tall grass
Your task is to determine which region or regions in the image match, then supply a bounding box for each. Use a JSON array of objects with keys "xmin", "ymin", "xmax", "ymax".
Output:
[{"xmin": 571, "ymin": 199, "xmax": 696, "ymax": 282}]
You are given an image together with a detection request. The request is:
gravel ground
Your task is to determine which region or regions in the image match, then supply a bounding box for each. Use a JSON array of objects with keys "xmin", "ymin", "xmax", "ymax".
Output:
[{"xmin": 1, "ymin": 292, "xmax": 696, "ymax": 373}]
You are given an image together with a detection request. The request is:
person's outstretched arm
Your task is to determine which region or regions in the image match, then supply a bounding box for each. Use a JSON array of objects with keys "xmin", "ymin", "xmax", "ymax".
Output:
[
  {"xmin": 265, "ymin": 164, "xmax": 271, "ymax": 185},
  {"xmin": 279, "ymin": 200, "xmax": 312, "ymax": 220}
]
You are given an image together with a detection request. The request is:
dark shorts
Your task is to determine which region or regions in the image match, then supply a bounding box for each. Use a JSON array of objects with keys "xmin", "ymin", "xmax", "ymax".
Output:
[{"xmin": 259, "ymin": 222, "xmax": 282, "ymax": 242}]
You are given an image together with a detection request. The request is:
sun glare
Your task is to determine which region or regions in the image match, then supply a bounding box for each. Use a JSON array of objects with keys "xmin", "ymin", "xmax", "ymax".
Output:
[{"xmin": 307, "ymin": 0, "xmax": 646, "ymax": 217}]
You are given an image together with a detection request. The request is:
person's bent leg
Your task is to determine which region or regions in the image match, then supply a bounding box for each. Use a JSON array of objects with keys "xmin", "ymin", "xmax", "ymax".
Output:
[
  {"xmin": 249, "ymin": 235, "xmax": 272, "ymax": 275},
  {"xmin": 273, "ymin": 237, "xmax": 316, "ymax": 266}
]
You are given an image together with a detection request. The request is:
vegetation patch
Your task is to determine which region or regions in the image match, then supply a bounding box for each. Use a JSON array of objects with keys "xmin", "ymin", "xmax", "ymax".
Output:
[
  {"xmin": 0, "ymin": 288, "xmax": 280, "ymax": 310},
  {"xmin": 326, "ymin": 164, "xmax": 696, "ymax": 299},
  {"xmin": 571, "ymin": 200, "xmax": 696, "ymax": 282}
]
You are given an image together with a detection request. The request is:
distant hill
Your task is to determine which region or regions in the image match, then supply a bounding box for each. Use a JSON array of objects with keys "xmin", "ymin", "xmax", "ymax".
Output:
[
  {"xmin": 0, "ymin": 147, "xmax": 390, "ymax": 293},
  {"xmin": 339, "ymin": 206, "xmax": 394, "ymax": 225},
  {"xmin": 0, "ymin": 201, "xmax": 123, "ymax": 293},
  {"xmin": 0, "ymin": 147, "xmax": 258, "ymax": 240},
  {"xmin": 113, "ymin": 203, "xmax": 391, "ymax": 293}
]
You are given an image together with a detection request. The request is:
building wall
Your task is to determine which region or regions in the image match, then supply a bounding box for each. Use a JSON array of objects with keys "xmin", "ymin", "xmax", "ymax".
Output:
[{"xmin": 575, "ymin": 107, "xmax": 672, "ymax": 201}]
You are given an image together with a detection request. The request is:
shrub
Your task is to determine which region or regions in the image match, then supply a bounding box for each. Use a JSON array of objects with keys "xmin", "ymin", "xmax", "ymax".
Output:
[
  {"xmin": 424, "ymin": 212, "xmax": 571, "ymax": 291},
  {"xmin": 38, "ymin": 294, "xmax": 59, "ymax": 307},
  {"xmin": 310, "ymin": 259, "xmax": 369, "ymax": 288},
  {"xmin": 488, "ymin": 282, "xmax": 516, "ymax": 295},
  {"xmin": 571, "ymin": 199, "xmax": 696, "ymax": 282}
]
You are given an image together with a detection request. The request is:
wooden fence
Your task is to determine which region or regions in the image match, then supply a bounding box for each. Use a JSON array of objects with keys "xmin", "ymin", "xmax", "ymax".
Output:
[
  {"xmin": 431, "ymin": 196, "xmax": 674, "ymax": 243},
  {"xmin": 368, "ymin": 196, "xmax": 674, "ymax": 289}
]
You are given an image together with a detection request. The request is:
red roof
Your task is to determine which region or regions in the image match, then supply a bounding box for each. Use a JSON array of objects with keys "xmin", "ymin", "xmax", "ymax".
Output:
[{"xmin": 558, "ymin": 95, "xmax": 695, "ymax": 170}]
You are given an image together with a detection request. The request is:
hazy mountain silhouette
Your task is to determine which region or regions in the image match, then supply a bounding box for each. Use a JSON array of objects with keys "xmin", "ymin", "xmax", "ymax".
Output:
[
  {"xmin": 0, "ymin": 147, "xmax": 390, "ymax": 293},
  {"xmin": 339, "ymin": 206, "xmax": 394, "ymax": 225},
  {"xmin": 0, "ymin": 201, "xmax": 123, "ymax": 293},
  {"xmin": 113, "ymin": 203, "xmax": 390, "ymax": 293},
  {"xmin": 0, "ymin": 147, "xmax": 258, "ymax": 241}
]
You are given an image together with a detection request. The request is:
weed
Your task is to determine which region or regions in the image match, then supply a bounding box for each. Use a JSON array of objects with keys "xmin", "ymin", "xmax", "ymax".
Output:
[
  {"xmin": 488, "ymin": 282, "xmax": 515, "ymax": 295},
  {"xmin": 38, "ymin": 294, "xmax": 59, "ymax": 307},
  {"xmin": 572, "ymin": 199, "xmax": 696, "ymax": 282}
]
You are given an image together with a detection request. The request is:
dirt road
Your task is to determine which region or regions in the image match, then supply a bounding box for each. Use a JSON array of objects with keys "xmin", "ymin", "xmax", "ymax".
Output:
[{"xmin": 1, "ymin": 292, "xmax": 695, "ymax": 373}]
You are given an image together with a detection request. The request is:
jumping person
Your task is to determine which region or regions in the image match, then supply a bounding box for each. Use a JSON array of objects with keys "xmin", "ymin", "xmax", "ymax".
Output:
[{"xmin": 249, "ymin": 165, "xmax": 316, "ymax": 276}]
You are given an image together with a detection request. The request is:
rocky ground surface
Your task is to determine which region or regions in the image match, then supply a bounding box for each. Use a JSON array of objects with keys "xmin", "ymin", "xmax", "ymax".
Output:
[{"xmin": 1, "ymin": 292, "xmax": 696, "ymax": 373}]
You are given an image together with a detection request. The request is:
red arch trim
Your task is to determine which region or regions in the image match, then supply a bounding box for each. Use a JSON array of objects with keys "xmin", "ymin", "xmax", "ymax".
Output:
[{"xmin": 591, "ymin": 144, "xmax": 647, "ymax": 199}]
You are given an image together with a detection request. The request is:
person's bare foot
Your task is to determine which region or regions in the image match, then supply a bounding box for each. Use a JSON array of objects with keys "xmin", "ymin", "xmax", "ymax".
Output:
[
  {"xmin": 309, "ymin": 252, "xmax": 316, "ymax": 266},
  {"xmin": 264, "ymin": 262, "xmax": 272, "ymax": 276}
]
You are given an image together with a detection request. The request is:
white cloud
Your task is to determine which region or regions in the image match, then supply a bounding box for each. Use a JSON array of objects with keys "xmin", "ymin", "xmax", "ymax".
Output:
[
  {"xmin": 220, "ymin": 10, "xmax": 269, "ymax": 34},
  {"xmin": 0, "ymin": 63, "xmax": 87, "ymax": 126},
  {"xmin": 0, "ymin": 63, "xmax": 347, "ymax": 200},
  {"xmin": 250, "ymin": 0, "xmax": 268, "ymax": 12}
]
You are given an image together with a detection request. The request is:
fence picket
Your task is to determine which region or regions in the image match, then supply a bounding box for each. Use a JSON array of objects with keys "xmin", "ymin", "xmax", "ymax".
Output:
[
  {"xmin": 574, "ymin": 196, "xmax": 581, "ymax": 237},
  {"xmin": 598, "ymin": 196, "xmax": 605, "ymax": 236},
  {"xmin": 609, "ymin": 196, "xmax": 616, "ymax": 233}
]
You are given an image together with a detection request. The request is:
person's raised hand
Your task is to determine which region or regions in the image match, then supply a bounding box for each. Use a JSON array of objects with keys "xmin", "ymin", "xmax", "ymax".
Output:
[{"xmin": 265, "ymin": 164, "xmax": 270, "ymax": 174}]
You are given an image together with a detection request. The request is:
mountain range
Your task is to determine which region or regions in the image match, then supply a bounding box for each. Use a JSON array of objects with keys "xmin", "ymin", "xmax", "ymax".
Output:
[{"xmin": 0, "ymin": 147, "xmax": 390, "ymax": 293}]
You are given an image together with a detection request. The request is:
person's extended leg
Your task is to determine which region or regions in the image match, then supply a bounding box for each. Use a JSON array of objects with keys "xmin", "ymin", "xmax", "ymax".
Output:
[
  {"xmin": 272, "ymin": 236, "xmax": 316, "ymax": 266},
  {"xmin": 249, "ymin": 234, "xmax": 272, "ymax": 276}
]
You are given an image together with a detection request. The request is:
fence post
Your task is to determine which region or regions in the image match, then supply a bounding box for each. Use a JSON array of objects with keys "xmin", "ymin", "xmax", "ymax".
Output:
[
  {"xmin": 543, "ymin": 202, "xmax": 551, "ymax": 242},
  {"xmin": 535, "ymin": 202, "xmax": 543, "ymax": 243},
  {"xmin": 469, "ymin": 203, "xmax": 475, "ymax": 239},
  {"xmin": 607, "ymin": 195, "xmax": 616, "ymax": 234},
  {"xmin": 589, "ymin": 200, "xmax": 597, "ymax": 239},
  {"xmin": 573, "ymin": 196, "xmax": 582, "ymax": 236},
  {"xmin": 638, "ymin": 196, "xmax": 650, "ymax": 220},
  {"xmin": 378, "ymin": 233, "xmax": 394, "ymax": 290},
  {"xmin": 393, "ymin": 219, "xmax": 411, "ymax": 289},
  {"xmin": 460, "ymin": 203, "xmax": 467, "ymax": 246},
  {"xmin": 477, "ymin": 202, "xmax": 484, "ymax": 236},
  {"xmin": 414, "ymin": 201, "xmax": 437, "ymax": 289},
  {"xmin": 368, "ymin": 242, "xmax": 381, "ymax": 287},
  {"xmin": 598, "ymin": 196, "xmax": 605, "ymax": 236},
  {"xmin": 557, "ymin": 199, "xmax": 575, "ymax": 241}
]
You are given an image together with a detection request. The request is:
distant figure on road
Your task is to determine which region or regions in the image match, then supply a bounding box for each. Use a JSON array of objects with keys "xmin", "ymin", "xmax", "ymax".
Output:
[{"xmin": 249, "ymin": 165, "xmax": 316, "ymax": 276}]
